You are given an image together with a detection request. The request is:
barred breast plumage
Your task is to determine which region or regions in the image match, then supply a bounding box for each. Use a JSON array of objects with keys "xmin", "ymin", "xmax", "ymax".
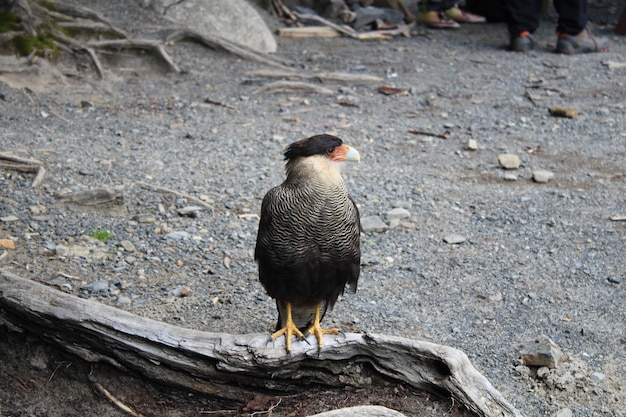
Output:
[{"xmin": 254, "ymin": 134, "xmax": 361, "ymax": 353}]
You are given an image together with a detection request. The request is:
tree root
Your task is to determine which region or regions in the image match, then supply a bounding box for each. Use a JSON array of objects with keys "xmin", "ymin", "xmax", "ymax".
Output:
[
  {"xmin": 165, "ymin": 29, "xmax": 293, "ymax": 69},
  {"xmin": 2, "ymin": 0, "xmax": 287, "ymax": 80}
]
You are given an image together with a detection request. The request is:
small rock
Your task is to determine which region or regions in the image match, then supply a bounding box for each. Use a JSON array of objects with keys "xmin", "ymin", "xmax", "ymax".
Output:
[
  {"xmin": 590, "ymin": 371, "xmax": 606, "ymax": 383},
  {"xmin": 29, "ymin": 352, "xmax": 48, "ymax": 370},
  {"xmin": 553, "ymin": 408, "xmax": 573, "ymax": 417},
  {"xmin": 117, "ymin": 295, "xmax": 132, "ymax": 306},
  {"xmin": 120, "ymin": 240, "xmax": 137, "ymax": 252},
  {"xmin": 513, "ymin": 365, "xmax": 531, "ymax": 377},
  {"xmin": 443, "ymin": 234, "xmax": 466, "ymax": 244},
  {"xmin": 82, "ymin": 280, "xmax": 109, "ymax": 293},
  {"xmin": 386, "ymin": 208, "xmax": 410, "ymax": 221},
  {"xmin": 536, "ymin": 366, "xmax": 551, "ymax": 379},
  {"xmin": 503, "ymin": 173, "xmax": 518, "ymax": 181},
  {"xmin": 54, "ymin": 244, "xmax": 70, "ymax": 257},
  {"xmin": 607, "ymin": 276, "xmax": 621, "ymax": 284},
  {"xmin": 464, "ymin": 139, "xmax": 478, "ymax": 150},
  {"xmin": 177, "ymin": 206, "xmax": 203, "ymax": 217},
  {"xmin": 0, "ymin": 215, "xmax": 20, "ymax": 222},
  {"xmin": 520, "ymin": 334, "xmax": 567, "ymax": 368},
  {"xmin": 0, "ymin": 238, "xmax": 16, "ymax": 250},
  {"xmin": 533, "ymin": 170, "xmax": 554, "ymax": 183},
  {"xmin": 165, "ymin": 231, "xmax": 190, "ymax": 240},
  {"xmin": 360, "ymin": 216, "xmax": 388, "ymax": 233},
  {"xmin": 132, "ymin": 214, "xmax": 157, "ymax": 223},
  {"xmin": 307, "ymin": 405, "xmax": 407, "ymax": 417},
  {"xmin": 172, "ymin": 286, "xmax": 193, "ymax": 297},
  {"xmin": 498, "ymin": 154, "xmax": 521, "ymax": 170}
]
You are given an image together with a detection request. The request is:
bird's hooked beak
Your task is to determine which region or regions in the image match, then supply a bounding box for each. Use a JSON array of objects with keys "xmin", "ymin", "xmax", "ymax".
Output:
[{"xmin": 329, "ymin": 144, "xmax": 360, "ymax": 163}]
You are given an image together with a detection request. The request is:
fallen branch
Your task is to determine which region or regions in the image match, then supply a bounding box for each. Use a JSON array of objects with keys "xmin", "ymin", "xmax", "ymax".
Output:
[
  {"xmin": 135, "ymin": 181, "xmax": 215, "ymax": 212},
  {"xmin": 408, "ymin": 128, "xmax": 450, "ymax": 140},
  {"xmin": 248, "ymin": 69, "xmax": 383, "ymax": 84},
  {"xmin": 292, "ymin": 13, "xmax": 413, "ymax": 40},
  {"xmin": 0, "ymin": 152, "xmax": 43, "ymax": 165},
  {"xmin": 203, "ymin": 98, "xmax": 236, "ymax": 109},
  {"xmin": 276, "ymin": 26, "xmax": 340, "ymax": 38},
  {"xmin": 0, "ymin": 152, "xmax": 45, "ymax": 187},
  {"xmin": 0, "ymin": 269, "xmax": 525, "ymax": 417},
  {"xmin": 166, "ymin": 29, "xmax": 293, "ymax": 69},
  {"xmin": 54, "ymin": 186, "xmax": 124, "ymax": 206},
  {"xmin": 254, "ymin": 81, "xmax": 334, "ymax": 95}
]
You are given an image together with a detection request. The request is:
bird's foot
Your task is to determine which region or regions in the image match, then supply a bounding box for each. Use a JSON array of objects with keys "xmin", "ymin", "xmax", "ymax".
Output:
[
  {"xmin": 305, "ymin": 322, "xmax": 339, "ymax": 350},
  {"xmin": 271, "ymin": 321, "xmax": 304, "ymax": 354}
]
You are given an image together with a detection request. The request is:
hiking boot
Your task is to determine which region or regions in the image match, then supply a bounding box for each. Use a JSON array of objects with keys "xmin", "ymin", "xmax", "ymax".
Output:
[
  {"xmin": 556, "ymin": 27, "xmax": 610, "ymax": 54},
  {"xmin": 444, "ymin": 7, "xmax": 486, "ymax": 23},
  {"xmin": 419, "ymin": 11, "xmax": 460, "ymax": 29},
  {"xmin": 510, "ymin": 31, "xmax": 535, "ymax": 52}
]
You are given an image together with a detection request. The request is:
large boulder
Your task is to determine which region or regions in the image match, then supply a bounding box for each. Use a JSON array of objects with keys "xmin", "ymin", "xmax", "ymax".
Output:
[{"xmin": 144, "ymin": 0, "xmax": 277, "ymax": 53}]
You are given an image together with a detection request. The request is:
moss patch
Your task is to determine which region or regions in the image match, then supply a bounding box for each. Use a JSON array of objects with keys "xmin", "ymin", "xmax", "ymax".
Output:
[
  {"xmin": 87, "ymin": 229, "xmax": 113, "ymax": 242},
  {"xmin": 0, "ymin": 11, "xmax": 21, "ymax": 33}
]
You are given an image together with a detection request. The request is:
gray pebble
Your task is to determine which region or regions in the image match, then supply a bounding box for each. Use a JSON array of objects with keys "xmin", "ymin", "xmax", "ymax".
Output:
[
  {"xmin": 177, "ymin": 206, "xmax": 203, "ymax": 217},
  {"xmin": 443, "ymin": 234, "xmax": 466, "ymax": 244},
  {"xmin": 590, "ymin": 372, "xmax": 606, "ymax": 383},
  {"xmin": 464, "ymin": 139, "xmax": 478, "ymax": 150},
  {"xmin": 132, "ymin": 214, "xmax": 157, "ymax": 223},
  {"xmin": 55, "ymin": 244, "xmax": 70, "ymax": 257},
  {"xmin": 0, "ymin": 215, "xmax": 20, "ymax": 222},
  {"xmin": 120, "ymin": 240, "xmax": 137, "ymax": 252},
  {"xmin": 498, "ymin": 154, "xmax": 521, "ymax": 170},
  {"xmin": 533, "ymin": 170, "xmax": 554, "ymax": 183},
  {"xmin": 360, "ymin": 216, "xmax": 388, "ymax": 233},
  {"xmin": 553, "ymin": 408, "xmax": 572, "ymax": 417},
  {"xmin": 165, "ymin": 231, "xmax": 190, "ymax": 240},
  {"xmin": 117, "ymin": 295, "xmax": 132, "ymax": 305},
  {"xmin": 83, "ymin": 280, "xmax": 109, "ymax": 293},
  {"xmin": 386, "ymin": 208, "xmax": 410, "ymax": 221},
  {"xmin": 607, "ymin": 276, "xmax": 621, "ymax": 284}
]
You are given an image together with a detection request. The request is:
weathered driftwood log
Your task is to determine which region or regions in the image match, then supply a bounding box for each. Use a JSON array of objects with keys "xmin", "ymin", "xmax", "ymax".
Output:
[{"xmin": 0, "ymin": 270, "xmax": 525, "ymax": 417}]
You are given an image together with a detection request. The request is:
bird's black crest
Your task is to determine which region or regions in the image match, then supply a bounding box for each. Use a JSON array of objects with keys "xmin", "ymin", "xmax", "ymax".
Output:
[{"xmin": 283, "ymin": 134, "xmax": 343, "ymax": 160}]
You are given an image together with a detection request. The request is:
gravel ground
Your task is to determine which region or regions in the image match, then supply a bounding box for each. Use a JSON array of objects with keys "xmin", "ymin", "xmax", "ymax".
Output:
[{"xmin": 1, "ymin": 1, "xmax": 625, "ymax": 416}]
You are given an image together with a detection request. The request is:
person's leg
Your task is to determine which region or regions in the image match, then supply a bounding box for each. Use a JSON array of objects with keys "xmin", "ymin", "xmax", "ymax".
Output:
[
  {"xmin": 507, "ymin": 0, "xmax": 542, "ymax": 51},
  {"xmin": 419, "ymin": 0, "xmax": 444, "ymax": 12},
  {"xmin": 553, "ymin": 0, "xmax": 587, "ymax": 34},
  {"xmin": 507, "ymin": 0, "xmax": 543, "ymax": 35},
  {"xmin": 553, "ymin": 0, "xmax": 609, "ymax": 53}
]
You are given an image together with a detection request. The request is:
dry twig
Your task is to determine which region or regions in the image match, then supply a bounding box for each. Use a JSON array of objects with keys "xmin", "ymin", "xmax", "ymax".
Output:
[
  {"xmin": 90, "ymin": 377, "xmax": 145, "ymax": 417},
  {"xmin": 408, "ymin": 128, "xmax": 450, "ymax": 140},
  {"xmin": 254, "ymin": 81, "xmax": 334, "ymax": 95},
  {"xmin": 248, "ymin": 69, "xmax": 383, "ymax": 84},
  {"xmin": 136, "ymin": 181, "xmax": 215, "ymax": 212}
]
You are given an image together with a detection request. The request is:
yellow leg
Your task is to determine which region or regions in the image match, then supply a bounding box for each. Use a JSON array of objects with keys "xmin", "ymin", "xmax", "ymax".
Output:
[
  {"xmin": 306, "ymin": 304, "xmax": 339, "ymax": 349},
  {"xmin": 271, "ymin": 301, "xmax": 304, "ymax": 353}
]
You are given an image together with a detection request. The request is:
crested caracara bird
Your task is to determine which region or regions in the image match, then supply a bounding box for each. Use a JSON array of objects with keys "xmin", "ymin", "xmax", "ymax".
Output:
[{"xmin": 255, "ymin": 134, "xmax": 361, "ymax": 353}]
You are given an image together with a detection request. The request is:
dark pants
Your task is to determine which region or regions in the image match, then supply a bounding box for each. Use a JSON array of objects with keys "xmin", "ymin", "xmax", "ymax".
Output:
[
  {"xmin": 508, "ymin": 0, "xmax": 588, "ymax": 35},
  {"xmin": 419, "ymin": 0, "xmax": 457, "ymax": 13}
]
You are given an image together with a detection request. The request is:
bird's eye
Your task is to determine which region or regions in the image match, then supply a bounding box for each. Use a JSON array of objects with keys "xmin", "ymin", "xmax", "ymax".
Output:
[{"xmin": 326, "ymin": 147, "xmax": 335, "ymax": 154}]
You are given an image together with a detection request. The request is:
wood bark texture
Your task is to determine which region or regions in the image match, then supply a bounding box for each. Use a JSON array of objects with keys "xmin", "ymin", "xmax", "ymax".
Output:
[{"xmin": 0, "ymin": 269, "xmax": 524, "ymax": 417}]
